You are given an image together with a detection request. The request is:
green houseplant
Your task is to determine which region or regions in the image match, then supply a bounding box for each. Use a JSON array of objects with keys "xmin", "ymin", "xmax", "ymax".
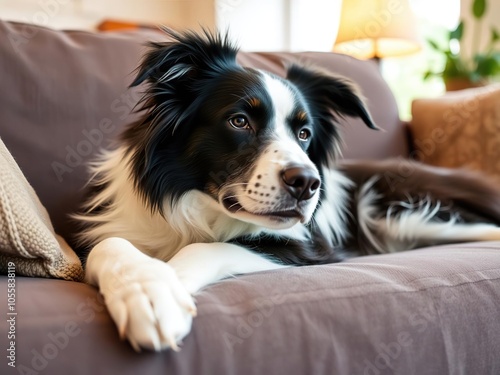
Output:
[{"xmin": 424, "ymin": 0, "xmax": 500, "ymax": 91}]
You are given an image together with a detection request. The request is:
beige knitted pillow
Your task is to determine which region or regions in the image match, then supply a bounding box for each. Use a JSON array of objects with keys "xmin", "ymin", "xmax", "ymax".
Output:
[{"xmin": 0, "ymin": 138, "xmax": 83, "ymax": 281}]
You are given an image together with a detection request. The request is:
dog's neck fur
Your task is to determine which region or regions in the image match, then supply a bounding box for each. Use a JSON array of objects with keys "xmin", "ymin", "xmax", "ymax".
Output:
[
  {"xmin": 77, "ymin": 144, "xmax": 355, "ymax": 262},
  {"xmin": 77, "ymin": 147, "xmax": 289, "ymax": 260}
]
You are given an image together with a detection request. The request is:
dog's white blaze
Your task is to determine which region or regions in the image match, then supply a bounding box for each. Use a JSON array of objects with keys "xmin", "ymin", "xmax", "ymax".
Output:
[
  {"xmin": 262, "ymin": 73, "xmax": 296, "ymax": 133},
  {"xmin": 260, "ymin": 73, "xmax": 314, "ymax": 167},
  {"xmin": 234, "ymin": 72, "xmax": 320, "ymax": 225}
]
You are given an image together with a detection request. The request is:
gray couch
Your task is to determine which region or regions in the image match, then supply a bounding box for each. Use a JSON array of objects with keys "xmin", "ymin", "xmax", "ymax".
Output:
[{"xmin": 1, "ymin": 20, "xmax": 499, "ymax": 375}]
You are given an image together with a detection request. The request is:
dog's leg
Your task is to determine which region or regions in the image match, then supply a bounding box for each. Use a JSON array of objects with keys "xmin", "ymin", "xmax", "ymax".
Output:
[
  {"xmin": 168, "ymin": 242, "xmax": 288, "ymax": 294},
  {"xmin": 85, "ymin": 237, "xmax": 286, "ymax": 352},
  {"xmin": 392, "ymin": 221, "xmax": 500, "ymax": 244},
  {"xmin": 377, "ymin": 215, "xmax": 500, "ymax": 252}
]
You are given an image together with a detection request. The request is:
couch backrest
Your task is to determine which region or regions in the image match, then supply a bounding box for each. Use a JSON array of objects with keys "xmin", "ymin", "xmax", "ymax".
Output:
[{"xmin": 0, "ymin": 20, "xmax": 408, "ymax": 244}]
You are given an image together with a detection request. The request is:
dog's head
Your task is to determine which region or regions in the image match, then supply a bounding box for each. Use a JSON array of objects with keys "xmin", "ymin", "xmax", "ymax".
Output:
[{"xmin": 125, "ymin": 29, "xmax": 377, "ymax": 229}]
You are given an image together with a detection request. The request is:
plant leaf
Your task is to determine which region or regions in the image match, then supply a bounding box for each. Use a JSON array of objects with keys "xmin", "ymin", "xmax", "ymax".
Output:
[
  {"xmin": 472, "ymin": 0, "xmax": 486, "ymax": 19},
  {"xmin": 469, "ymin": 71, "xmax": 482, "ymax": 82},
  {"xmin": 492, "ymin": 28, "xmax": 500, "ymax": 42},
  {"xmin": 442, "ymin": 55, "xmax": 469, "ymax": 79},
  {"xmin": 427, "ymin": 39, "xmax": 442, "ymax": 51},
  {"xmin": 450, "ymin": 21, "xmax": 464, "ymax": 41},
  {"xmin": 423, "ymin": 71, "xmax": 434, "ymax": 80},
  {"xmin": 475, "ymin": 54, "xmax": 497, "ymax": 76}
]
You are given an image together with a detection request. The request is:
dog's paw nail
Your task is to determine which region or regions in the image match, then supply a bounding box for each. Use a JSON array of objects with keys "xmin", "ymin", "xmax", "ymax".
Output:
[
  {"xmin": 129, "ymin": 339, "xmax": 142, "ymax": 353},
  {"xmin": 168, "ymin": 337, "xmax": 180, "ymax": 352}
]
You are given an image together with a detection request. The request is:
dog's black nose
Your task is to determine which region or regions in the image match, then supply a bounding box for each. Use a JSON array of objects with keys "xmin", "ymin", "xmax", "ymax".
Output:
[{"xmin": 281, "ymin": 166, "xmax": 321, "ymax": 201}]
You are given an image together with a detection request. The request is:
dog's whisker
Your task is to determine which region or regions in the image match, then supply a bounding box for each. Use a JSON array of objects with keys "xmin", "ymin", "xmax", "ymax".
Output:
[{"xmin": 223, "ymin": 183, "xmax": 249, "ymax": 190}]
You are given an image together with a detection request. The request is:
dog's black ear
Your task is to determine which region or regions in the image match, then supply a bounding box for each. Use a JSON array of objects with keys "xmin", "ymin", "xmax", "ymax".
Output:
[
  {"xmin": 286, "ymin": 64, "xmax": 378, "ymax": 130},
  {"xmin": 123, "ymin": 29, "xmax": 241, "ymax": 213},
  {"xmin": 130, "ymin": 28, "xmax": 238, "ymax": 87},
  {"xmin": 128, "ymin": 28, "xmax": 239, "ymax": 137}
]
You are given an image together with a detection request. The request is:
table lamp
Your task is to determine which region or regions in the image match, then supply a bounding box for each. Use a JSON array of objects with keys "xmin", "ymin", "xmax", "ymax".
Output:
[{"xmin": 333, "ymin": 0, "xmax": 421, "ymax": 62}]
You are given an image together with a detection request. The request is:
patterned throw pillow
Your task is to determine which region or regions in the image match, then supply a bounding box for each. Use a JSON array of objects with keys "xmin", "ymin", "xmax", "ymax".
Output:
[{"xmin": 410, "ymin": 84, "xmax": 500, "ymax": 185}]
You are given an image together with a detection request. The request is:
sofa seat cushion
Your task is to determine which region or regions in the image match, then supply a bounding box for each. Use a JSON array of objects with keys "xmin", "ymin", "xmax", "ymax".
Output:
[{"xmin": 2, "ymin": 241, "xmax": 499, "ymax": 374}]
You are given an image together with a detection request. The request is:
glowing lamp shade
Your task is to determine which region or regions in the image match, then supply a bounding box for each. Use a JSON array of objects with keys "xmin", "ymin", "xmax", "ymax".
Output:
[{"xmin": 333, "ymin": 0, "xmax": 421, "ymax": 59}]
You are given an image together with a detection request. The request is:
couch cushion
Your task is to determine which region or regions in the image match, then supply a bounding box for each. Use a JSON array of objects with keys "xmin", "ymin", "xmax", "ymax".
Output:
[
  {"xmin": 1, "ymin": 241, "xmax": 499, "ymax": 374},
  {"xmin": 410, "ymin": 84, "xmax": 500, "ymax": 184},
  {"xmin": 0, "ymin": 21, "xmax": 154, "ymax": 246},
  {"xmin": 0, "ymin": 20, "xmax": 407, "ymax": 246}
]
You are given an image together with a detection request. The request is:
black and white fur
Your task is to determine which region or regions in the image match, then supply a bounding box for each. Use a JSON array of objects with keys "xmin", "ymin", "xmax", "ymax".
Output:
[{"xmin": 77, "ymin": 30, "xmax": 500, "ymax": 351}]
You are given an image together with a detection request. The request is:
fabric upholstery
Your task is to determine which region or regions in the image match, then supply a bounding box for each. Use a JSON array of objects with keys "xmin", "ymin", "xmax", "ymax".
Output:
[
  {"xmin": 1, "ymin": 242, "xmax": 499, "ymax": 375},
  {"xmin": 0, "ymin": 21, "xmax": 155, "ymax": 246},
  {"xmin": 411, "ymin": 84, "xmax": 500, "ymax": 184}
]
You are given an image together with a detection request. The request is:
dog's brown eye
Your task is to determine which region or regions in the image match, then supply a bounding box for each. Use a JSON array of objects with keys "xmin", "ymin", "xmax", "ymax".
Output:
[
  {"xmin": 298, "ymin": 128, "xmax": 311, "ymax": 141},
  {"xmin": 229, "ymin": 116, "xmax": 249, "ymax": 129}
]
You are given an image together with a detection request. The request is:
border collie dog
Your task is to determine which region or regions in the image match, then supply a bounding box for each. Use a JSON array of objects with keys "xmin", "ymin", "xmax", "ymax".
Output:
[{"xmin": 78, "ymin": 30, "xmax": 500, "ymax": 351}]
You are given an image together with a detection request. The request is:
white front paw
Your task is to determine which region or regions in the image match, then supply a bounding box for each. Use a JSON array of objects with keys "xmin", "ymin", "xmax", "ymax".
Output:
[{"xmin": 100, "ymin": 258, "xmax": 197, "ymax": 352}]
